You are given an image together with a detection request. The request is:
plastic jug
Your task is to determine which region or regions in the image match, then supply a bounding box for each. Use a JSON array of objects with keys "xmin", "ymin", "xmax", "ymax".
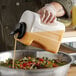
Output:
[{"xmin": 11, "ymin": 10, "xmax": 65, "ymax": 53}]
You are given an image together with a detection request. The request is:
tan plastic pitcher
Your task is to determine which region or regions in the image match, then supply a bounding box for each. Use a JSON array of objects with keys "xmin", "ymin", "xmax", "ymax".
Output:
[{"xmin": 11, "ymin": 10, "xmax": 65, "ymax": 53}]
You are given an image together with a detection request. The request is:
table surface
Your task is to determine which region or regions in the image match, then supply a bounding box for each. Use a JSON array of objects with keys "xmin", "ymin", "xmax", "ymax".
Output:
[
  {"xmin": 68, "ymin": 66, "xmax": 76, "ymax": 76},
  {"xmin": 60, "ymin": 42, "xmax": 76, "ymax": 76}
]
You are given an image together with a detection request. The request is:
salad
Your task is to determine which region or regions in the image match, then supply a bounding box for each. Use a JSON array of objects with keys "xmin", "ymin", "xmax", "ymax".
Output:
[{"xmin": 0, "ymin": 56, "xmax": 67, "ymax": 70}]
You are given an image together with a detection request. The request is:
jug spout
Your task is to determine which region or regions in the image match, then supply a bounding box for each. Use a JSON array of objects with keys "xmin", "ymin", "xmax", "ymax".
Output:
[{"xmin": 10, "ymin": 22, "xmax": 26, "ymax": 39}]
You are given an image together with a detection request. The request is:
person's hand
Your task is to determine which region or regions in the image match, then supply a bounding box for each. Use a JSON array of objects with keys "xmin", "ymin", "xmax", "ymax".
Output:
[{"xmin": 37, "ymin": 4, "xmax": 56, "ymax": 24}]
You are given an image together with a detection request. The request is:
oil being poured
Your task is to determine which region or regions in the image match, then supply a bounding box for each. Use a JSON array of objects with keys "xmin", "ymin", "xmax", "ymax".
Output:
[{"xmin": 12, "ymin": 34, "xmax": 18, "ymax": 68}]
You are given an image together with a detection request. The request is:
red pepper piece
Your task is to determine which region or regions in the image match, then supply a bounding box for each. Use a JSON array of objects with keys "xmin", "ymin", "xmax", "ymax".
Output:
[
  {"xmin": 39, "ymin": 58, "xmax": 44, "ymax": 62},
  {"xmin": 28, "ymin": 61, "xmax": 32, "ymax": 64},
  {"xmin": 53, "ymin": 63, "xmax": 58, "ymax": 67},
  {"xmin": 23, "ymin": 63, "xmax": 27, "ymax": 67}
]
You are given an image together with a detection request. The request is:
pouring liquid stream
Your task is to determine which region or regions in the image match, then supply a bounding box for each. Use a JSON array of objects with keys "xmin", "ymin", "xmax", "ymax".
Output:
[{"xmin": 12, "ymin": 34, "xmax": 18, "ymax": 68}]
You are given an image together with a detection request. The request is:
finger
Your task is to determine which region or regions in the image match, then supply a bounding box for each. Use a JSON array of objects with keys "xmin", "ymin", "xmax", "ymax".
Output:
[
  {"xmin": 50, "ymin": 16, "xmax": 56, "ymax": 23},
  {"xmin": 43, "ymin": 10, "xmax": 50, "ymax": 23},
  {"xmin": 38, "ymin": 10, "xmax": 43, "ymax": 18},
  {"xmin": 41, "ymin": 10, "xmax": 46, "ymax": 22},
  {"xmin": 37, "ymin": 10, "xmax": 42, "ymax": 15},
  {"xmin": 49, "ymin": 12, "xmax": 55, "ymax": 23},
  {"xmin": 37, "ymin": 8, "xmax": 45, "ymax": 20},
  {"xmin": 42, "ymin": 10, "xmax": 48, "ymax": 22},
  {"xmin": 37, "ymin": 8, "xmax": 43, "ymax": 14},
  {"xmin": 46, "ymin": 13, "xmax": 52, "ymax": 23}
]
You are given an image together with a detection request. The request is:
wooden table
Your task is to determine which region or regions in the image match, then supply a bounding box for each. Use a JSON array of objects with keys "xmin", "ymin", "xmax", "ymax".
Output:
[
  {"xmin": 60, "ymin": 40, "xmax": 76, "ymax": 76},
  {"xmin": 60, "ymin": 46, "xmax": 76, "ymax": 76},
  {"xmin": 68, "ymin": 66, "xmax": 76, "ymax": 76}
]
